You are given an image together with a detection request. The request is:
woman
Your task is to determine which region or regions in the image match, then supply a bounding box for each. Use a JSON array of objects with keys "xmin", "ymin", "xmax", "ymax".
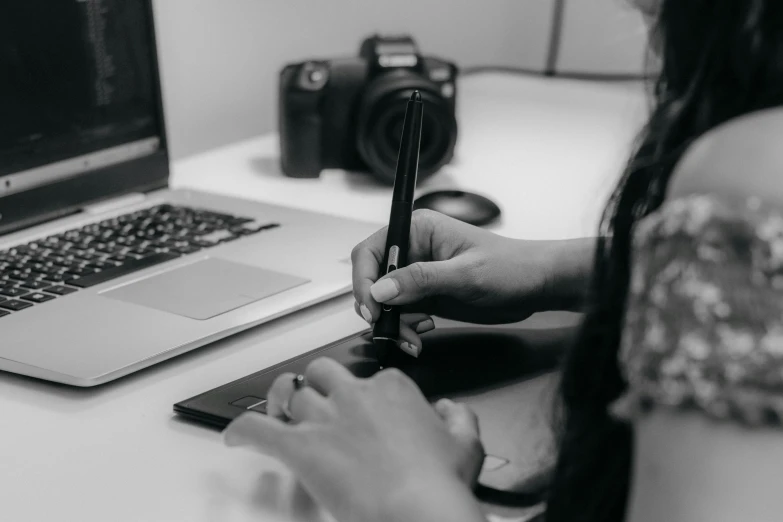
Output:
[{"xmin": 224, "ymin": 1, "xmax": 783, "ymax": 521}]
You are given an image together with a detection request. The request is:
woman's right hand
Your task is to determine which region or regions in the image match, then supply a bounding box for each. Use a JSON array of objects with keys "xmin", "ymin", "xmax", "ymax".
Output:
[{"xmin": 351, "ymin": 209, "xmax": 563, "ymax": 355}]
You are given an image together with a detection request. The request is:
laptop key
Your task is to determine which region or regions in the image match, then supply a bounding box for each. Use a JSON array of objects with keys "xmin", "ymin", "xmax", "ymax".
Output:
[
  {"xmin": 29, "ymin": 262, "xmax": 57, "ymax": 273},
  {"xmin": 66, "ymin": 266, "xmax": 99, "ymax": 277},
  {"xmin": 74, "ymin": 252, "xmax": 101, "ymax": 262},
  {"xmin": 190, "ymin": 239, "xmax": 217, "ymax": 248},
  {"xmin": 0, "ymin": 286, "xmax": 28, "ymax": 298},
  {"xmin": 0, "ymin": 310, "xmax": 10, "ymax": 318},
  {"xmin": 92, "ymin": 260, "xmax": 121, "ymax": 269},
  {"xmin": 22, "ymin": 292, "xmax": 56, "ymax": 304},
  {"xmin": 174, "ymin": 245, "xmax": 201, "ymax": 255},
  {"xmin": 107, "ymin": 255, "xmax": 132, "ymax": 264},
  {"xmin": 129, "ymin": 247, "xmax": 159, "ymax": 257},
  {"xmin": 20, "ymin": 280, "xmax": 50, "ymax": 290},
  {"xmin": 43, "ymin": 285, "xmax": 78, "ymax": 296},
  {"xmin": 67, "ymin": 252, "xmax": 179, "ymax": 288},
  {"xmin": 7, "ymin": 269, "xmax": 31, "ymax": 280},
  {"xmin": 200, "ymin": 229, "xmax": 235, "ymax": 243},
  {"xmin": 0, "ymin": 205, "xmax": 265, "ymax": 297},
  {"xmin": 0, "ymin": 300, "xmax": 33, "ymax": 311}
]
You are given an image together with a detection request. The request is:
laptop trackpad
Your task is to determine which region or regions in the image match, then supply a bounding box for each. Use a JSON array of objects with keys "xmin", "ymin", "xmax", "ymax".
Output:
[{"xmin": 102, "ymin": 258, "xmax": 310, "ymax": 320}]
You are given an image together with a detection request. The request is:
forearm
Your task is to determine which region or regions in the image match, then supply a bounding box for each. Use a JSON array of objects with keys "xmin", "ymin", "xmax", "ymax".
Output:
[
  {"xmin": 541, "ymin": 237, "xmax": 597, "ymax": 312},
  {"xmin": 380, "ymin": 475, "xmax": 487, "ymax": 522}
]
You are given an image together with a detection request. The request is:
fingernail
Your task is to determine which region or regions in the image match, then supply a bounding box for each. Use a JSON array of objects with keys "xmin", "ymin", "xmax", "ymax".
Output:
[
  {"xmin": 434, "ymin": 398, "xmax": 455, "ymax": 413},
  {"xmin": 223, "ymin": 416, "xmax": 253, "ymax": 447},
  {"xmin": 399, "ymin": 342, "xmax": 420, "ymax": 358},
  {"xmin": 359, "ymin": 303, "xmax": 373, "ymax": 324},
  {"xmin": 370, "ymin": 279, "xmax": 399, "ymax": 303},
  {"xmin": 414, "ymin": 319, "xmax": 435, "ymax": 334},
  {"xmin": 223, "ymin": 430, "xmax": 245, "ymax": 447}
]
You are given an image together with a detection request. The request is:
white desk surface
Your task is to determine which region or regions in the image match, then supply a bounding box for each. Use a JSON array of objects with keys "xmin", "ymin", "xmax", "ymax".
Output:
[{"xmin": 0, "ymin": 73, "xmax": 646, "ymax": 522}]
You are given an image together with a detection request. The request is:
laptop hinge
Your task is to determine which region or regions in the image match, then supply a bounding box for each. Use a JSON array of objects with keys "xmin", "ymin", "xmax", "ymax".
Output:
[{"xmin": 82, "ymin": 192, "xmax": 147, "ymax": 215}]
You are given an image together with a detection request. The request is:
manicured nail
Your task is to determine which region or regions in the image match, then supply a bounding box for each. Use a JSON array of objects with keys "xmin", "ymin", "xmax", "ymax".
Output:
[
  {"xmin": 414, "ymin": 319, "xmax": 435, "ymax": 334},
  {"xmin": 437, "ymin": 398, "xmax": 455, "ymax": 408},
  {"xmin": 370, "ymin": 279, "xmax": 399, "ymax": 303},
  {"xmin": 223, "ymin": 429, "xmax": 246, "ymax": 448},
  {"xmin": 399, "ymin": 342, "xmax": 420, "ymax": 358},
  {"xmin": 223, "ymin": 415, "xmax": 254, "ymax": 447},
  {"xmin": 359, "ymin": 303, "xmax": 373, "ymax": 324}
]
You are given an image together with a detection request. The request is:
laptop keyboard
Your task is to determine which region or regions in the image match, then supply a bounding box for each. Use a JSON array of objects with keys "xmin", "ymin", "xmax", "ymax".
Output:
[{"xmin": 0, "ymin": 204, "xmax": 279, "ymax": 318}]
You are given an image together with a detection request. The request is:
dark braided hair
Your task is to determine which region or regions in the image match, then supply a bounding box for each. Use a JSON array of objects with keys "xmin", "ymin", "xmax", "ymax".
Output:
[{"xmin": 546, "ymin": 2, "xmax": 783, "ymax": 521}]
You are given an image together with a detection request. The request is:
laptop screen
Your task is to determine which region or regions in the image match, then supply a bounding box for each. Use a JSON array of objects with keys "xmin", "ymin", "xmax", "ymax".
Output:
[{"xmin": 0, "ymin": 0, "xmax": 162, "ymax": 196}]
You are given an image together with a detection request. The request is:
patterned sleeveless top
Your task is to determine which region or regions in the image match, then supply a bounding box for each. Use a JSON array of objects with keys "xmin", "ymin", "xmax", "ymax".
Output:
[{"xmin": 613, "ymin": 193, "xmax": 783, "ymax": 426}]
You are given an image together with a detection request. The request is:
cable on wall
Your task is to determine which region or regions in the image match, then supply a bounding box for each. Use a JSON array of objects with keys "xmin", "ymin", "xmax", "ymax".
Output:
[{"xmin": 544, "ymin": 0, "xmax": 567, "ymax": 76}]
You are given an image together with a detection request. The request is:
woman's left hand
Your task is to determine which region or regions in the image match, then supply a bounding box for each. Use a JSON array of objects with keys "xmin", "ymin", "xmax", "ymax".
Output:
[{"xmin": 223, "ymin": 357, "xmax": 486, "ymax": 522}]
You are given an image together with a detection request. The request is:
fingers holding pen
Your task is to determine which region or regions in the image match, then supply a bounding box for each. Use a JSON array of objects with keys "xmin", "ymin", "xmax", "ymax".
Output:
[
  {"xmin": 353, "ymin": 302, "xmax": 433, "ymax": 332},
  {"xmin": 398, "ymin": 321, "xmax": 422, "ymax": 358},
  {"xmin": 405, "ymin": 313, "xmax": 435, "ymax": 335},
  {"xmin": 351, "ymin": 230, "xmax": 387, "ymax": 323},
  {"xmin": 353, "ymin": 302, "xmax": 433, "ymax": 357},
  {"xmin": 369, "ymin": 259, "xmax": 465, "ymax": 307}
]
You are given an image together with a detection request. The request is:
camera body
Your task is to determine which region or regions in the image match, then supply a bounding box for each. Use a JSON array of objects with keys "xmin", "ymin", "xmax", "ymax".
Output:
[{"xmin": 279, "ymin": 35, "xmax": 458, "ymax": 185}]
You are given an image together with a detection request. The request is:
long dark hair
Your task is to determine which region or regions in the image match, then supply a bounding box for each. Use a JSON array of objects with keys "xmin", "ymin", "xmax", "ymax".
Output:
[{"xmin": 546, "ymin": 2, "xmax": 783, "ymax": 521}]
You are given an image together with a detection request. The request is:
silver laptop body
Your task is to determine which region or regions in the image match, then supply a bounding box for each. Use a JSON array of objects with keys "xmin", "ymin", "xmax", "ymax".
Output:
[{"xmin": 0, "ymin": 1, "xmax": 376, "ymax": 386}]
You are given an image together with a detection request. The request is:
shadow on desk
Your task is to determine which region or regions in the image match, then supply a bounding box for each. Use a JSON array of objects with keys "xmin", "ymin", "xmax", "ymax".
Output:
[{"xmin": 247, "ymin": 155, "xmax": 461, "ymax": 195}]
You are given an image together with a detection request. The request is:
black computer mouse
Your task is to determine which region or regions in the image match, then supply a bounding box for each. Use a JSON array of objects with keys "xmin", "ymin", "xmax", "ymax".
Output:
[{"xmin": 413, "ymin": 190, "xmax": 501, "ymax": 226}]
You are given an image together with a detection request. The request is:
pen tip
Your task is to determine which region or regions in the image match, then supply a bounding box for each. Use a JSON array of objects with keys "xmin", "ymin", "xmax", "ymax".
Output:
[{"xmin": 410, "ymin": 90, "xmax": 421, "ymax": 102}]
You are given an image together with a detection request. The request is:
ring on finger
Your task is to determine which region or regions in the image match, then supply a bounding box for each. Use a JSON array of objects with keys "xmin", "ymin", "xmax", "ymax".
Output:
[{"xmin": 281, "ymin": 374, "xmax": 307, "ymax": 421}]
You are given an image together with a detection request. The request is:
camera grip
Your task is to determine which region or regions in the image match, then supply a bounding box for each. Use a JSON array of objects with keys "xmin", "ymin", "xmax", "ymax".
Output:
[
  {"xmin": 278, "ymin": 63, "xmax": 327, "ymax": 178},
  {"xmin": 279, "ymin": 111, "xmax": 323, "ymax": 178}
]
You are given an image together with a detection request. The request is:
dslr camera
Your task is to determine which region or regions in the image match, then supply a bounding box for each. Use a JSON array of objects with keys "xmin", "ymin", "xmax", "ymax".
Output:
[{"xmin": 279, "ymin": 35, "xmax": 458, "ymax": 185}]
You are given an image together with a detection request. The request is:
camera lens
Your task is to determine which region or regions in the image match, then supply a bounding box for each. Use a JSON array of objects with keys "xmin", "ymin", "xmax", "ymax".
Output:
[
  {"xmin": 382, "ymin": 108, "xmax": 442, "ymax": 163},
  {"xmin": 356, "ymin": 72, "xmax": 457, "ymax": 185}
]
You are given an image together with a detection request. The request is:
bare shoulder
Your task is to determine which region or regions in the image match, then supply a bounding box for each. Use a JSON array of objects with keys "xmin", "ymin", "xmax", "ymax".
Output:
[
  {"xmin": 668, "ymin": 107, "xmax": 783, "ymax": 204},
  {"xmin": 626, "ymin": 409, "xmax": 783, "ymax": 522}
]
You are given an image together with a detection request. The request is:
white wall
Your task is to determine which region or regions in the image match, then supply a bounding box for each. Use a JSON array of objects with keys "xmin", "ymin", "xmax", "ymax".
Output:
[
  {"xmin": 558, "ymin": 0, "xmax": 648, "ymax": 75},
  {"xmin": 152, "ymin": 0, "xmax": 555, "ymax": 160},
  {"xmin": 152, "ymin": 0, "xmax": 649, "ymax": 160}
]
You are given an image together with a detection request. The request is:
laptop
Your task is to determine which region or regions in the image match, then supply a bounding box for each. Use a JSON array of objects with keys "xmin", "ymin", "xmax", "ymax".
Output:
[{"xmin": 0, "ymin": 1, "xmax": 376, "ymax": 386}]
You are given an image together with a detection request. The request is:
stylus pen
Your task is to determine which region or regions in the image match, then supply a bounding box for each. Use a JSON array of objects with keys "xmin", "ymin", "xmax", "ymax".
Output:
[{"xmin": 373, "ymin": 90, "xmax": 423, "ymax": 368}]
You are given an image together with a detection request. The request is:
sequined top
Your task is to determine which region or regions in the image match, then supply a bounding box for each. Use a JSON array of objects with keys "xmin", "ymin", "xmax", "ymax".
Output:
[{"xmin": 613, "ymin": 193, "xmax": 783, "ymax": 426}]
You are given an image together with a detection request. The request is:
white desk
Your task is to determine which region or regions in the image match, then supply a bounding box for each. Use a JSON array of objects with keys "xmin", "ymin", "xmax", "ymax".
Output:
[{"xmin": 0, "ymin": 74, "xmax": 646, "ymax": 522}]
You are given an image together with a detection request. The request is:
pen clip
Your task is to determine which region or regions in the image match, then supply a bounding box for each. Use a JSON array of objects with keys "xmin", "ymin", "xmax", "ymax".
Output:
[
  {"xmin": 385, "ymin": 245, "xmax": 400, "ymax": 274},
  {"xmin": 382, "ymin": 245, "xmax": 400, "ymax": 312}
]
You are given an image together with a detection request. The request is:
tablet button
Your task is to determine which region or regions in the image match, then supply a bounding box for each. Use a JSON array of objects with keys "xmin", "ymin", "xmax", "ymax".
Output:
[
  {"xmin": 230, "ymin": 396, "xmax": 265, "ymax": 409},
  {"xmin": 248, "ymin": 400, "xmax": 267, "ymax": 414}
]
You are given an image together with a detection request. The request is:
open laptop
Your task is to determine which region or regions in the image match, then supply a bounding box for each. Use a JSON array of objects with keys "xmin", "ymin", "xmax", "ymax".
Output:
[{"xmin": 0, "ymin": 1, "xmax": 376, "ymax": 386}]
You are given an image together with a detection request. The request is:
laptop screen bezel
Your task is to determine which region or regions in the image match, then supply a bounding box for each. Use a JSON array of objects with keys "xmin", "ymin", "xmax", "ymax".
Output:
[{"xmin": 0, "ymin": 0, "xmax": 170, "ymax": 237}]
